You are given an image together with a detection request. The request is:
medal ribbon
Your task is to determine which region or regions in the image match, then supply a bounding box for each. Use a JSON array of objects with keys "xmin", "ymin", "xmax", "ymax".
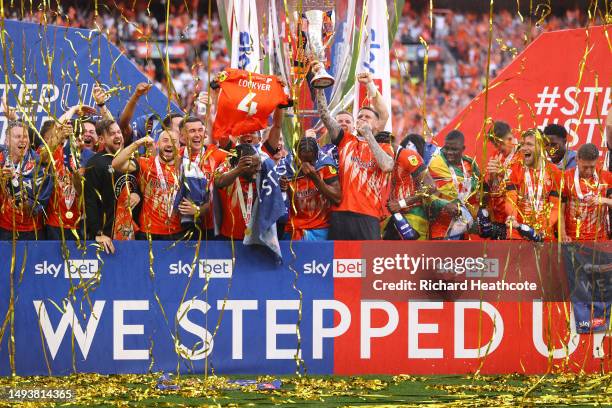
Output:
[
  {"xmin": 448, "ymin": 159, "xmax": 472, "ymax": 203},
  {"xmin": 524, "ymin": 164, "xmax": 545, "ymax": 213},
  {"xmin": 573, "ymin": 168, "xmax": 599, "ymax": 238},
  {"xmin": 236, "ymin": 178, "xmax": 254, "ymax": 226},
  {"xmin": 155, "ymin": 156, "xmax": 178, "ymax": 219}
]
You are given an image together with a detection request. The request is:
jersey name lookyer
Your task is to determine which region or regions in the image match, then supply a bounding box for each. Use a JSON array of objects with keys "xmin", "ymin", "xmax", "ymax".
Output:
[{"xmin": 237, "ymin": 79, "xmax": 271, "ymax": 92}]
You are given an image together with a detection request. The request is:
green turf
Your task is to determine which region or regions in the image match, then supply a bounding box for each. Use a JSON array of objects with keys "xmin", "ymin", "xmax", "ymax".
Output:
[{"xmin": 1, "ymin": 373, "xmax": 611, "ymax": 407}]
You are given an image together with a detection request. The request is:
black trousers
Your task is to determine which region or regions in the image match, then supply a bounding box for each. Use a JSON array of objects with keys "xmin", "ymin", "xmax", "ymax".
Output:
[
  {"xmin": 328, "ymin": 211, "xmax": 380, "ymax": 240},
  {"xmin": 0, "ymin": 228, "xmax": 43, "ymax": 240},
  {"xmin": 46, "ymin": 225, "xmax": 82, "ymax": 241}
]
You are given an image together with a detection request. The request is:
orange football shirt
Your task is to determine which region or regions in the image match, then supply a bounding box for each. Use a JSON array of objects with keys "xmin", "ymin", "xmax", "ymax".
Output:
[{"xmin": 212, "ymin": 68, "xmax": 289, "ymax": 140}]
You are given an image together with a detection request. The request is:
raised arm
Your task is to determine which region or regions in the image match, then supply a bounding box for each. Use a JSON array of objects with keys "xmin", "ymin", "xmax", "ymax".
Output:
[
  {"xmin": 358, "ymin": 123, "xmax": 394, "ymax": 172},
  {"xmin": 118, "ymin": 82, "xmax": 153, "ymax": 145},
  {"xmin": 311, "ymin": 62, "xmax": 342, "ymax": 143},
  {"xmin": 357, "ymin": 72, "xmax": 389, "ymax": 132},
  {"xmin": 263, "ymin": 107, "xmax": 284, "ymax": 152},
  {"xmin": 111, "ymin": 136, "xmax": 153, "ymax": 173},
  {"xmin": 92, "ymin": 85, "xmax": 115, "ymax": 121},
  {"xmin": 40, "ymin": 105, "xmax": 97, "ymax": 163},
  {"xmin": 214, "ymin": 156, "xmax": 252, "ymax": 189}
]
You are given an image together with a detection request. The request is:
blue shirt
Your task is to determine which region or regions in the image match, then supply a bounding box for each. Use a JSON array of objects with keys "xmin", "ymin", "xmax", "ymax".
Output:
[
  {"xmin": 554, "ymin": 149, "xmax": 577, "ymax": 170},
  {"xmin": 423, "ymin": 142, "xmax": 440, "ymax": 165}
]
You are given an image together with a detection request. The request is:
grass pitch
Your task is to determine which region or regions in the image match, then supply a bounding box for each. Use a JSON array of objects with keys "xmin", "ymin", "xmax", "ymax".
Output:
[{"xmin": 0, "ymin": 372, "xmax": 610, "ymax": 407}]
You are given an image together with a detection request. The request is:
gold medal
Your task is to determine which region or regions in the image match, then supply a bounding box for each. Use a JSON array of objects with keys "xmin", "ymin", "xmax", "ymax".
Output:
[{"xmin": 66, "ymin": 211, "xmax": 74, "ymax": 220}]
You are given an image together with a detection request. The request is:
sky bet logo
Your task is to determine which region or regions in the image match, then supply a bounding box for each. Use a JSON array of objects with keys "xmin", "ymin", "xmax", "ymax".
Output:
[
  {"xmin": 34, "ymin": 260, "xmax": 99, "ymax": 279},
  {"xmin": 169, "ymin": 259, "xmax": 233, "ymax": 279},
  {"xmin": 303, "ymin": 259, "xmax": 365, "ymax": 278}
]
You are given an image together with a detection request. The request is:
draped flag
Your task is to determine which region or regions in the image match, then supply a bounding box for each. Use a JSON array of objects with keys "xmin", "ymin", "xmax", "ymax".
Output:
[
  {"xmin": 0, "ymin": 146, "xmax": 53, "ymax": 216},
  {"xmin": 229, "ymin": 0, "xmax": 261, "ymax": 73},
  {"xmin": 353, "ymin": 0, "xmax": 392, "ymax": 131},
  {"xmin": 243, "ymin": 155, "xmax": 286, "ymax": 261}
]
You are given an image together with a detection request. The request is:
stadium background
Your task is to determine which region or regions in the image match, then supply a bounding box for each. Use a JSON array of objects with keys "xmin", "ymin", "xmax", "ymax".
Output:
[{"xmin": 0, "ymin": 0, "xmax": 610, "ymax": 406}]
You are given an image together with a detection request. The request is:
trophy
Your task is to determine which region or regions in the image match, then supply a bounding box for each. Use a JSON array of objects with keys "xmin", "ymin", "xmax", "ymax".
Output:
[{"xmin": 304, "ymin": 8, "xmax": 335, "ymax": 88}]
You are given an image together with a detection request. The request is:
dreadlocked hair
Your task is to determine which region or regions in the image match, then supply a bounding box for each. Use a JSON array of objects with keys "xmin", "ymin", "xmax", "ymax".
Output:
[{"xmin": 297, "ymin": 136, "xmax": 319, "ymax": 158}]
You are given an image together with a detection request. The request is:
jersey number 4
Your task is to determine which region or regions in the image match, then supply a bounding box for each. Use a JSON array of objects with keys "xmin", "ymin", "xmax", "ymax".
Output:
[{"xmin": 237, "ymin": 92, "xmax": 258, "ymax": 116}]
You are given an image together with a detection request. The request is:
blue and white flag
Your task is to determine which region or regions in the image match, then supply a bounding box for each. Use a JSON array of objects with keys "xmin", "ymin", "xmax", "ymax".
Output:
[
  {"xmin": 174, "ymin": 153, "xmax": 209, "ymax": 215},
  {"xmin": 229, "ymin": 0, "xmax": 261, "ymax": 73},
  {"xmin": 0, "ymin": 146, "xmax": 53, "ymax": 215},
  {"xmin": 244, "ymin": 156, "xmax": 285, "ymax": 261}
]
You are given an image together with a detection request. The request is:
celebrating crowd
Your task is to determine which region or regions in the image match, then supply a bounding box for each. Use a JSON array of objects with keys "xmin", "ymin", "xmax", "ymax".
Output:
[
  {"xmin": 5, "ymin": 2, "xmax": 596, "ymax": 137},
  {"xmin": 1, "ymin": 59, "xmax": 611, "ymax": 252}
]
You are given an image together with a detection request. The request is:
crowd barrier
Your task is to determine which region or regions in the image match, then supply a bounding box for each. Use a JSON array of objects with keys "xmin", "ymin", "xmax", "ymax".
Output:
[{"xmin": 0, "ymin": 240, "xmax": 610, "ymax": 376}]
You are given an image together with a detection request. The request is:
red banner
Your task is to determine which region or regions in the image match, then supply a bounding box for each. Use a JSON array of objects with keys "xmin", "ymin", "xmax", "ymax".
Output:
[
  {"xmin": 332, "ymin": 242, "xmax": 611, "ymax": 375},
  {"xmin": 437, "ymin": 26, "xmax": 610, "ymax": 162}
]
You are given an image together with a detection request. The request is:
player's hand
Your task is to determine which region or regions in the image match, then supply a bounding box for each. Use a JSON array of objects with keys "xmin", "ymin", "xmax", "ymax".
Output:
[
  {"xmin": 584, "ymin": 195, "xmax": 599, "ymax": 206},
  {"xmin": 92, "ymin": 85, "xmax": 109, "ymax": 106},
  {"xmin": 136, "ymin": 136, "xmax": 155, "ymax": 148},
  {"xmin": 134, "ymin": 82, "xmax": 153, "ymax": 97},
  {"xmin": 2, "ymin": 96, "xmax": 17, "ymax": 121},
  {"xmin": 197, "ymin": 91, "xmax": 209, "ymax": 105},
  {"xmin": 486, "ymin": 154, "xmax": 503, "ymax": 175},
  {"xmin": 310, "ymin": 60, "xmax": 323, "ymax": 75},
  {"xmin": 357, "ymin": 72, "xmax": 373, "ymax": 84},
  {"xmin": 505, "ymin": 216, "xmax": 520, "ymax": 230},
  {"xmin": 559, "ymin": 232, "xmax": 572, "ymax": 243},
  {"xmin": 179, "ymin": 198, "xmax": 199, "ymax": 216},
  {"xmin": 95, "ymin": 234, "xmax": 115, "ymax": 254},
  {"xmin": 301, "ymin": 162, "xmax": 317, "ymax": 180},
  {"xmin": 237, "ymin": 155, "xmax": 254, "ymax": 173},
  {"xmin": 387, "ymin": 199, "xmax": 401, "ymax": 214},
  {"xmin": 304, "ymin": 129, "xmax": 317, "ymax": 139},
  {"xmin": 1, "ymin": 166, "xmax": 14, "ymax": 181},
  {"xmin": 356, "ymin": 122, "xmax": 373, "ymax": 137},
  {"xmin": 129, "ymin": 192, "xmax": 140, "ymax": 209},
  {"xmin": 75, "ymin": 105, "xmax": 98, "ymax": 116},
  {"xmin": 57, "ymin": 123, "xmax": 73, "ymax": 141}
]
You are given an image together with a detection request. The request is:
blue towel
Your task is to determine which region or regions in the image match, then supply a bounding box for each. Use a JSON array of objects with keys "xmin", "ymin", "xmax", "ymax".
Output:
[
  {"xmin": 174, "ymin": 154, "xmax": 209, "ymax": 210},
  {"xmin": 243, "ymin": 156, "xmax": 286, "ymax": 261},
  {"xmin": 0, "ymin": 145, "xmax": 53, "ymax": 215}
]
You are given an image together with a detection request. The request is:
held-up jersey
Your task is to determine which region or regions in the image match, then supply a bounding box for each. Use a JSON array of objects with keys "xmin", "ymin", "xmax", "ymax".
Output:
[{"xmin": 212, "ymin": 69, "xmax": 289, "ymax": 140}]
